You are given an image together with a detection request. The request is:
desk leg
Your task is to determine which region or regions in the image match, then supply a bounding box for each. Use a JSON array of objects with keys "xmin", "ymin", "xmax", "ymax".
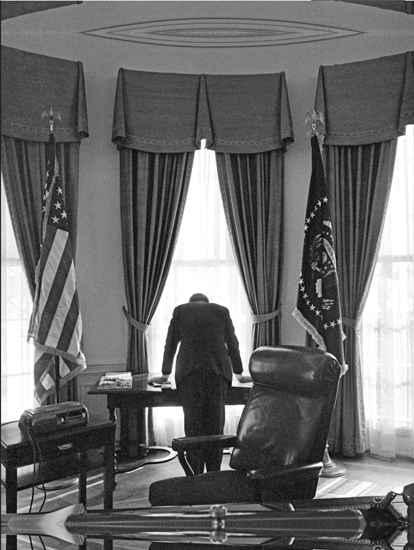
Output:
[
  {"xmin": 6, "ymin": 535, "xmax": 17, "ymax": 550},
  {"xmin": 103, "ymin": 439, "xmax": 115, "ymax": 510},
  {"xmin": 5, "ymin": 467, "xmax": 17, "ymax": 513},
  {"xmin": 5, "ymin": 468, "xmax": 18, "ymax": 550},
  {"xmin": 119, "ymin": 408, "xmax": 147, "ymax": 458},
  {"xmin": 108, "ymin": 407, "xmax": 116, "ymax": 423},
  {"xmin": 107, "ymin": 405, "xmax": 148, "ymax": 458},
  {"xmin": 105, "ymin": 403, "xmax": 176, "ymax": 472},
  {"xmin": 79, "ymin": 451, "xmax": 87, "ymax": 507}
]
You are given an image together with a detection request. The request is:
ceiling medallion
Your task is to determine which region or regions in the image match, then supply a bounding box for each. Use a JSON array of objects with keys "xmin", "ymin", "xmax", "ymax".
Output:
[{"xmin": 83, "ymin": 18, "xmax": 363, "ymax": 48}]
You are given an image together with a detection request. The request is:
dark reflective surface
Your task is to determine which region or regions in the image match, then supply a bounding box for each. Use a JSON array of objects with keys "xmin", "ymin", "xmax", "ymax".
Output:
[{"xmin": 2, "ymin": 487, "xmax": 413, "ymax": 550}]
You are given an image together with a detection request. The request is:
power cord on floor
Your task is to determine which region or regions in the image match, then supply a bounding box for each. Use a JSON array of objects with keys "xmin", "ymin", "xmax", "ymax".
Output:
[
  {"xmin": 16, "ymin": 418, "xmax": 78, "ymax": 512},
  {"xmin": 21, "ymin": 425, "xmax": 47, "ymax": 513}
]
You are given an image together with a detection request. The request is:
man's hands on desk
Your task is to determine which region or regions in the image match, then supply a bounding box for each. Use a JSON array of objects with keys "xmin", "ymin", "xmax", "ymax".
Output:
[
  {"xmin": 147, "ymin": 372, "xmax": 252, "ymax": 385},
  {"xmin": 235, "ymin": 372, "xmax": 252, "ymax": 383},
  {"xmin": 147, "ymin": 375, "xmax": 170, "ymax": 387}
]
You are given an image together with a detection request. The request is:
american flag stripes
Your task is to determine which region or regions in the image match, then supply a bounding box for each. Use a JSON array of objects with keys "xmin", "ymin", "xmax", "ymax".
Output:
[
  {"xmin": 293, "ymin": 135, "xmax": 347, "ymax": 375},
  {"xmin": 28, "ymin": 133, "xmax": 86, "ymax": 403}
]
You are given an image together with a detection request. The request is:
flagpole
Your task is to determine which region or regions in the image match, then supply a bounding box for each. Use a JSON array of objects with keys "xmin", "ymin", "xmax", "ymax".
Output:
[
  {"xmin": 29, "ymin": 106, "xmax": 86, "ymax": 406},
  {"xmin": 42, "ymin": 107, "xmax": 62, "ymax": 405},
  {"xmin": 296, "ymin": 110, "xmax": 346, "ymax": 478}
]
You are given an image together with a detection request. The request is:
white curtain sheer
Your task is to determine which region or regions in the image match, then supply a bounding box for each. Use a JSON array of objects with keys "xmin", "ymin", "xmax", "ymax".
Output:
[
  {"xmin": 1, "ymin": 180, "xmax": 35, "ymax": 422},
  {"xmin": 148, "ymin": 147, "xmax": 252, "ymax": 446},
  {"xmin": 361, "ymin": 126, "xmax": 414, "ymax": 459}
]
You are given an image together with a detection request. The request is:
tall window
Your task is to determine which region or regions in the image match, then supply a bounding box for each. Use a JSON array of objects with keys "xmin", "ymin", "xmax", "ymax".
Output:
[
  {"xmin": 148, "ymin": 147, "xmax": 252, "ymax": 445},
  {"xmin": 361, "ymin": 126, "xmax": 414, "ymax": 459},
  {"xmin": 1, "ymin": 180, "xmax": 35, "ymax": 422}
]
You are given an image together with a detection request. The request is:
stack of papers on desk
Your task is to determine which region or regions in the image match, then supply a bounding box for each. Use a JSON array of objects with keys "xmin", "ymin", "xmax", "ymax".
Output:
[{"xmin": 98, "ymin": 372, "xmax": 132, "ymax": 389}]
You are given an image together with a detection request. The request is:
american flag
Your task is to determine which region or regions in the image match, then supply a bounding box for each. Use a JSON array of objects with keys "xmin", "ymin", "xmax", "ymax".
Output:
[
  {"xmin": 28, "ymin": 133, "xmax": 86, "ymax": 403},
  {"xmin": 293, "ymin": 135, "xmax": 347, "ymax": 375}
]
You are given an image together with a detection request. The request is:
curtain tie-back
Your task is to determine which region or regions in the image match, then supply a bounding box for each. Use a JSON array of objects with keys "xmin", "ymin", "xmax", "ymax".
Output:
[
  {"xmin": 342, "ymin": 316, "xmax": 360, "ymax": 330},
  {"xmin": 122, "ymin": 306, "xmax": 150, "ymax": 334},
  {"xmin": 252, "ymin": 306, "xmax": 281, "ymax": 324}
]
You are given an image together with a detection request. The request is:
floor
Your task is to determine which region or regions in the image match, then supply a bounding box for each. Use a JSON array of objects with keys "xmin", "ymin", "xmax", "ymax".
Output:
[{"xmin": 2, "ymin": 451, "xmax": 413, "ymax": 549}]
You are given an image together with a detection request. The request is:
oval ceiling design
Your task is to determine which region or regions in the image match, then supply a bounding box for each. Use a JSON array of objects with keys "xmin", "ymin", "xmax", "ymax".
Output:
[{"xmin": 82, "ymin": 18, "xmax": 363, "ymax": 48}]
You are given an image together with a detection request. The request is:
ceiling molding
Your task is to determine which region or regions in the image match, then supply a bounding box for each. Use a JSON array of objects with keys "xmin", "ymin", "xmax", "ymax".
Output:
[
  {"xmin": 0, "ymin": 1, "xmax": 81, "ymax": 21},
  {"xmin": 312, "ymin": 0, "xmax": 413, "ymax": 15},
  {"xmin": 83, "ymin": 18, "xmax": 364, "ymax": 48}
]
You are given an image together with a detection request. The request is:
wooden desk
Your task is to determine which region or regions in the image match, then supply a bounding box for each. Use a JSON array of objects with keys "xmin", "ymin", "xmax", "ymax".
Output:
[
  {"xmin": 89, "ymin": 374, "xmax": 252, "ymax": 462},
  {"xmin": 1, "ymin": 414, "xmax": 116, "ymax": 514}
]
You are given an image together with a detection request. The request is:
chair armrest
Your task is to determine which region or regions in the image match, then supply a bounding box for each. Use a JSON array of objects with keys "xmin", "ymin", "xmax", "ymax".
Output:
[
  {"xmin": 247, "ymin": 461, "xmax": 323, "ymax": 485},
  {"xmin": 172, "ymin": 434, "xmax": 237, "ymax": 452},
  {"xmin": 246, "ymin": 462, "xmax": 323, "ymax": 500}
]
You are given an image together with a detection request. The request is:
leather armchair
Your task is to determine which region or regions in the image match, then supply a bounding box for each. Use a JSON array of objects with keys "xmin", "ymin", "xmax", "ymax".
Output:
[{"xmin": 149, "ymin": 345, "xmax": 341, "ymax": 506}]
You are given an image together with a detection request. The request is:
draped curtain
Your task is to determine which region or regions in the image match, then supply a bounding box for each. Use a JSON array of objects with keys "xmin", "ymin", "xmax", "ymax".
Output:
[
  {"xmin": 216, "ymin": 150, "xmax": 284, "ymax": 348},
  {"xmin": 112, "ymin": 68, "xmax": 293, "ymax": 456},
  {"xmin": 325, "ymin": 141, "xmax": 397, "ymax": 456},
  {"xmin": 118, "ymin": 149, "xmax": 194, "ymax": 455},
  {"xmin": 1, "ymin": 45, "xmax": 88, "ymax": 403},
  {"xmin": 314, "ymin": 50, "xmax": 414, "ymax": 456}
]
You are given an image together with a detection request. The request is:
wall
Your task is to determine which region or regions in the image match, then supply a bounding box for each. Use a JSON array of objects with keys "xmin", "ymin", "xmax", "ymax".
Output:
[{"xmin": 2, "ymin": 1, "xmax": 413, "ymax": 416}]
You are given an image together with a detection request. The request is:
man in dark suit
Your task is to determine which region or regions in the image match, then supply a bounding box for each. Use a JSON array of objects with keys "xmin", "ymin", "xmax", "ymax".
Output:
[{"xmin": 149, "ymin": 293, "xmax": 245, "ymax": 475}]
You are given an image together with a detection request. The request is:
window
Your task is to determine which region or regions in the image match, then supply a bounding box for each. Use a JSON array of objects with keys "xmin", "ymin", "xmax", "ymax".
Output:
[
  {"xmin": 361, "ymin": 126, "xmax": 414, "ymax": 458},
  {"xmin": 148, "ymin": 147, "xmax": 252, "ymax": 445},
  {"xmin": 1, "ymin": 180, "xmax": 35, "ymax": 422}
]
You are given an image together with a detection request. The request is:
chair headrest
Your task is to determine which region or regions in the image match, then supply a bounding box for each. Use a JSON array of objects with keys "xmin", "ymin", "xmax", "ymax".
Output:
[{"xmin": 249, "ymin": 345, "xmax": 340, "ymax": 397}]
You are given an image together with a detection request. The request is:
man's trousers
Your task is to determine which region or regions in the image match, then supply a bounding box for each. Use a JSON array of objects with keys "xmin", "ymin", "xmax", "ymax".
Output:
[{"xmin": 176, "ymin": 368, "xmax": 230, "ymax": 475}]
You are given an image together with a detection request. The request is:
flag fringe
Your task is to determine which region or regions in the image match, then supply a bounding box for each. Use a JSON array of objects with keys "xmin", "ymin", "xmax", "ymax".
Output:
[
  {"xmin": 292, "ymin": 307, "xmax": 327, "ymax": 351},
  {"xmin": 293, "ymin": 308, "xmax": 348, "ymax": 376},
  {"xmin": 34, "ymin": 356, "xmax": 86, "ymax": 405},
  {"xmin": 29, "ymin": 338, "xmax": 86, "ymax": 367},
  {"xmin": 35, "ymin": 367, "xmax": 85, "ymax": 403},
  {"xmin": 59, "ymin": 362, "xmax": 87, "ymax": 388},
  {"xmin": 35, "ymin": 384, "xmax": 56, "ymax": 405}
]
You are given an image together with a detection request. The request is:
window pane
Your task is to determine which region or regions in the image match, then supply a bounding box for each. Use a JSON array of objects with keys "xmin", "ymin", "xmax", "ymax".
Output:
[
  {"xmin": 148, "ymin": 149, "xmax": 251, "ymax": 445},
  {"xmin": 149, "ymin": 149, "xmax": 252, "ymax": 371},
  {"xmin": 1, "ymin": 180, "xmax": 35, "ymax": 422},
  {"xmin": 362, "ymin": 126, "xmax": 413, "ymax": 457}
]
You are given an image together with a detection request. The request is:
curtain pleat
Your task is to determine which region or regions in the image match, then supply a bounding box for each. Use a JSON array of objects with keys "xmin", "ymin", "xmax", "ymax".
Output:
[
  {"xmin": 325, "ymin": 140, "xmax": 397, "ymax": 456},
  {"xmin": 216, "ymin": 150, "xmax": 284, "ymax": 350},
  {"xmin": 315, "ymin": 51, "xmax": 414, "ymax": 146},
  {"xmin": 112, "ymin": 70, "xmax": 293, "ymax": 154},
  {"xmin": 119, "ymin": 148, "xmax": 194, "ymax": 456},
  {"xmin": 1, "ymin": 135, "xmax": 81, "ymax": 402}
]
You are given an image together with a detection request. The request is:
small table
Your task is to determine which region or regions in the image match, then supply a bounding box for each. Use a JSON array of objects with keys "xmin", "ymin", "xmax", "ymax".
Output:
[
  {"xmin": 89, "ymin": 374, "xmax": 252, "ymax": 467},
  {"xmin": 1, "ymin": 414, "xmax": 116, "ymax": 514}
]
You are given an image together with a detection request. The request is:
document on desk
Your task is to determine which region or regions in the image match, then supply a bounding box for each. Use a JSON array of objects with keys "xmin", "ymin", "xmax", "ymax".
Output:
[{"xmin": 98, "ymin": 372, "xmax": 132, "ymax": 389}]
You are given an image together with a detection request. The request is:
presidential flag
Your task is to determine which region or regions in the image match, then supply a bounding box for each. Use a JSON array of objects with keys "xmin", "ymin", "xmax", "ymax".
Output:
[
  {"xmin": 293, "ymin": 135, "xmax": 346, "ymax": 374},
  {"xmin": 28, "ymin": 133, "xmax": 86, "ymax": 403}
]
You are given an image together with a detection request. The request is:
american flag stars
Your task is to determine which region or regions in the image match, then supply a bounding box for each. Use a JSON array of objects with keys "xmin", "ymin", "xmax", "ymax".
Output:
[{"xmin": 45, "ymin": 178, "xmax": 68, "ymax": 230}]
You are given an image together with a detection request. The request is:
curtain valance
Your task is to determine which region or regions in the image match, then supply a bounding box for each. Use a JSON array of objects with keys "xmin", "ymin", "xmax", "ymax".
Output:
[
  {"xmin": 1, "ymin": 46, "xmax": 88, "ymax": 143},
  {"xmin": 112, "ymin": 69, "xmax": 294, "ymax": 153},
  {"xmin": 315, "ymin": 51, "xmax": 414, "ymax": 145}
]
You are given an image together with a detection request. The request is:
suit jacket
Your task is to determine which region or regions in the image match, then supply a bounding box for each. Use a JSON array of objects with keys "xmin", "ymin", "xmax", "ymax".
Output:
[{"xmin": 161, "ymin": 302, "xmax": 243, "ymax": 386}]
